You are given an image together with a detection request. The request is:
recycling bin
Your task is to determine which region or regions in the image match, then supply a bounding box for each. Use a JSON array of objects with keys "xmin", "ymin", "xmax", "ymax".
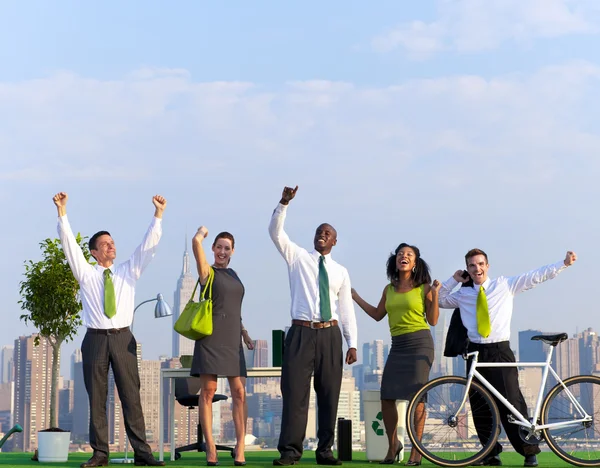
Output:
[{"xmin": 363, "ymin": 390, "xmax": 407, "ymax": 462}]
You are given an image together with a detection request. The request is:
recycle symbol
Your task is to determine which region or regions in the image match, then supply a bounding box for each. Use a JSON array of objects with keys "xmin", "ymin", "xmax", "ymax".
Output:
[{"xmin": 371, "ymin": 411, "xmax": 384, "ymax": 436}]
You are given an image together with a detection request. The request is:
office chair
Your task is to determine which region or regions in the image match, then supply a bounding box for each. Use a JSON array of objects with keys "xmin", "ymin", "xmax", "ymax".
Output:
[{"xmin": 173, "ymin": 377, "xmax": 235, "ymax": 460}]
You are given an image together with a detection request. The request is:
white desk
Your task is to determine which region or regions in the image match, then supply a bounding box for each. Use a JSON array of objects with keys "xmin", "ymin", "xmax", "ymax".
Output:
[{"xmin": 159, "ymin": 367, "xmax": 282, "ymax": 461}]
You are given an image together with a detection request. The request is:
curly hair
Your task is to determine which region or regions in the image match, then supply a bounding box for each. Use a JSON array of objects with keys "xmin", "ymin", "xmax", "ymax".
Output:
[{"xmin": 386, "ymin": 243, "xmax": 431, "ymax": 287}]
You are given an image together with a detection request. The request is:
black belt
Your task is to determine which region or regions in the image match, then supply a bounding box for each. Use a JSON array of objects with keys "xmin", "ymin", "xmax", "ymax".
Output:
[
  {"xmin": 87, "ymin": 327, "xmax": 129, "ymax": 335},
  {"xmin": 468, "ymin": 341, "xmax": 510, "ymax": 350}
]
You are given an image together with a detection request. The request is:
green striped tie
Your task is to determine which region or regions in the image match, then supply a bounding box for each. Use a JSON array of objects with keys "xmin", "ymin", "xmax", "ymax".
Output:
[
  {"xmin": 103, "ymin": 269, "xmax": 117, "ymax": 319},
  {"xmin": 319, "ymin": 256, "xmax": 331, "ymax": 321}
]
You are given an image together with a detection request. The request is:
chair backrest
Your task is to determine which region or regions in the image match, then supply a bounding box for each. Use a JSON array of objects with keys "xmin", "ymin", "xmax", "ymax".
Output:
[{"xmin": 174, "ymin": 377, "xmax": 202, "ymax": 400}]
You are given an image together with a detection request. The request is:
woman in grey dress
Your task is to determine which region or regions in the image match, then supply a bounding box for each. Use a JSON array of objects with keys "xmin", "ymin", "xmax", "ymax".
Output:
[
  {"xmin": 191, "ymin": 227, "xmax": 247, "ymax": 466},
  {"xmin": 352, "ymin": 243, "xmax": 440, "ymax": 466}
]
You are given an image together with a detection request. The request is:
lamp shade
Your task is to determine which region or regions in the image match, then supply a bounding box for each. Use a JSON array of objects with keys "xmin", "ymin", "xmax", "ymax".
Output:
[{"xmin": 154, "ymin": 293, "xmax": 173, "ymax": 318}]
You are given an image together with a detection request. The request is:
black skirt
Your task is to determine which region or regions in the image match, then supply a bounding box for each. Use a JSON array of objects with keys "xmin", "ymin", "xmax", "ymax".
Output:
[{"xmin": 380, "ymin": 329, "xmax": 434, "ymax": 401}]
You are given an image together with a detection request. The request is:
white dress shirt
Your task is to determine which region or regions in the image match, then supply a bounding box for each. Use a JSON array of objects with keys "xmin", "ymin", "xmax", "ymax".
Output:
[
  {"xmin": 269, "ymin": 203, "xmax": 358, "ymax": 349},
  {"xmin": 439, "ymin": 261, "xmax": 568, "ymax": 344},
  {"xmin": 58, "ymin": 215, "xmax": 163, "ymax": 329}
]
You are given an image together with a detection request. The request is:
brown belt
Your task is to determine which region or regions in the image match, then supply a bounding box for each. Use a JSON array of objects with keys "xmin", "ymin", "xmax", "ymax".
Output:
[
  {"xmin": 87, "ymin": 327, "xmax": 130, "ymax": 335},
  {"xmin": 292, "ymin": 319, "xmax": 338, "ymax": 329}
]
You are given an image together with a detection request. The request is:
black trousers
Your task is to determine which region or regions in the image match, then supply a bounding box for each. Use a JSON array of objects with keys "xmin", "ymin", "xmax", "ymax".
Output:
[
  {"xmin": 467, "ymin": 341, "xmax": 540, "ymax": 458},
  {"xmin": 277, "ymin": 324, "xmax": 343, "ymax": 460},
  {"xmin": 81, "ymin": 328, "xmax": 152, "ymax": 457}
]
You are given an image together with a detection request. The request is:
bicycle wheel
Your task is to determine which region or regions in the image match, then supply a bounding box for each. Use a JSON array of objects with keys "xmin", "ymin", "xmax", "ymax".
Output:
[
  {"xmin": 406, "ymin": 375, "xmax": 500, "ymax": 467},
  {"xmin": 542, "ymin": 375, "xmax": 600, "ymax": 467}
]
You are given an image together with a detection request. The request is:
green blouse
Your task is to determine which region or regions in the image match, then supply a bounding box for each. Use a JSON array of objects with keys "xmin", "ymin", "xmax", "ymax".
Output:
[{"xmin": 385, "ymin": 284, "xmax": 429, "ymax": 336}]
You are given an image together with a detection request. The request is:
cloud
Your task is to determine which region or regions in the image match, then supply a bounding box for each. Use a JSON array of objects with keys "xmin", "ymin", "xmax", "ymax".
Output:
[
  {"xmin": 372, "ymin": 0, "xmax": 599, "ymax": 59},
  {"xmin": 0, "ymin": 62, "xmax": 599, "ymax": 194}
]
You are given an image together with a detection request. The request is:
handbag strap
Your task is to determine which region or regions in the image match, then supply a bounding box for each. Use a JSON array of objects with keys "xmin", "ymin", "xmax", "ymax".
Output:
[
  {"xmin": 189, "ymin": 267, "xmax": 215, "ymax": 302},
  {"xmin": 200, "ymin": 267, "xmax": 215, "ymax": 301}
]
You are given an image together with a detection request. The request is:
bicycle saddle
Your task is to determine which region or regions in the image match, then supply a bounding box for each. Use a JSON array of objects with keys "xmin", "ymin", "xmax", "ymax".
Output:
[{"xmin": 530, "ymin": 332, "xmax": 568, "ymax": 346}]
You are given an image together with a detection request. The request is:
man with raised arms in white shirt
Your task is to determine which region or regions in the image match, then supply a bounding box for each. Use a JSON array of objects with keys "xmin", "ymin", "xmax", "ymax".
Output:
[
  {"xmin": 439, "ymin": 248, "xmax": 577, "ymax": 468},
  {"xmin": 53, "ymin": 192, "xmax": 166, "ymax": 468},
  {"xmin": 269, "ymin": 186, "xmax": 358, "ymax": 466}
]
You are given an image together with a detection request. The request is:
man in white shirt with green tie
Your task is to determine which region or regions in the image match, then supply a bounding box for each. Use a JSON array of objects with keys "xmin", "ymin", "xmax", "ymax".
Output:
[
  {"xmin": 439, "ymin": 248, "xmax": 577, "ymax": 467},
  {"xmin": 269, "ymin": 186, "xmax": 358, "ymax": 466},
  {"xmin": 54, "ymin": 192, "xmax": 166, "ymax": 468}
]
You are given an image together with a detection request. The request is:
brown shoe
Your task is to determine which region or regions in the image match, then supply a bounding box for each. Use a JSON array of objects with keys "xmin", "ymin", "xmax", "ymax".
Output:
[{"xmin": 80, "ymin": 454, "xmax": 109, "ymax": 468}]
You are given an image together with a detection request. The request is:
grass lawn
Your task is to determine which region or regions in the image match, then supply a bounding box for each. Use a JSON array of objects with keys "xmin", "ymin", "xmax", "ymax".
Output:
[{"xmin": 0, "ymin": 451, "xmax": 575, "ymax": 468}]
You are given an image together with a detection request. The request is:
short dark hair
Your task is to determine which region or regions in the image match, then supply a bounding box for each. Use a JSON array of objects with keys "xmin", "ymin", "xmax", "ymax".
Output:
[
  {"xmin": 465, "ymin": 248, "xmax": 488, "ymax": 266},
  {"xmin": 89, "ymin": 231, "xmax": 111, "ymax": 261},
  {"xmin": 213, "ymin": 232, "xmax": 235, "ymax": 249},
  {"xmin": 386, "ymin": 243, "xmax": 431, "ymax": 287},
  {"xmin": 89, "ymin": 231, "xmax": 111, "ymax": 252}
]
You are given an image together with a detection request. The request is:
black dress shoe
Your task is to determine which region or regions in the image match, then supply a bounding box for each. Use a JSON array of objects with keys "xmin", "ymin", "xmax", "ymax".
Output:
[
  {"xmin": 273, "ymin": 457, "xmax": 298, "ymax": 466},
  {"xmin": 472, "ymin": 455, "xmax": 502, "ymax": 466},
  {"xmin": 133, "ymin": 454, "xmax": 165, "ymax": 466},
  {"xmin": 524, "ymin": 455, "xmax": 538, "ymax": 467},
  {"xmin": 316, "ymin": 456, "xmax": 343, "ymax": 466},
  {"xmin": 80, "ymin": 454, "xmax": 109, "ymax": 468}
]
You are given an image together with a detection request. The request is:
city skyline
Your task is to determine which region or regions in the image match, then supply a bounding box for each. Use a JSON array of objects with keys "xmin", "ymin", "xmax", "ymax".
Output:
[{"xmin": 3, "ymin": 324, "xmax": 598, "ymax": 452}]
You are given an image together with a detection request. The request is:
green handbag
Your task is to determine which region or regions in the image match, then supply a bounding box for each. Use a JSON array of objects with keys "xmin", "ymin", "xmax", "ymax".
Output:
[{"xmin": 173, "ymin": 267, "xmax": 214, "ymax": 340}]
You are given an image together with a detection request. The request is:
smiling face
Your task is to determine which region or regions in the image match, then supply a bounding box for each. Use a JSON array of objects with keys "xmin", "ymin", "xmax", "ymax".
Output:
[
  {"xmin": 90, "ymin": 234, "xmax": 117, "ymax": 266},
  {"xmin": 212, "ymin": 237, "xmax": 234, "ymax": 268},
  {"xmin": 396, "ymin": 246, "xmax": 417, "ymax": 273},
  {"xmin": 466, "ymin": 254, "xmax": 490, "ymax": 285},
  {"xmin": 313, "ymin": 223, "xmax": 337, "ymax": 255}
]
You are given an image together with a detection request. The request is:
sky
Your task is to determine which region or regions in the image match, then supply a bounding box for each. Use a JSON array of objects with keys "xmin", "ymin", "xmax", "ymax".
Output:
[{"xmin": 1, "ymin": 0, "xmax": 599, "ymax": 378}]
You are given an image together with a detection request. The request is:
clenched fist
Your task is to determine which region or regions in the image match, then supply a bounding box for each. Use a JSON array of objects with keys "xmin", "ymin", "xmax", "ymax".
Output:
[
  {"xmin": 152, "ymin": 195, "xmax": 167, "ymax": 210},
  {"xmin": 53, "ymin": 192, "xmax": 68, "ymax": 216},
  {"xmin": 152, "ymin": 195, "xmax": 167, "ymax": 218},
  {"xmin": 564, "ymin": 251, "xmax": 577, "ymax": 266},
  {"xmin": 53, "ymin": 192, "xmax": 68, "ymax": 207},
  {"xmin": 194, "ymin": 226, "xmax": 209, "ymax": 242}
]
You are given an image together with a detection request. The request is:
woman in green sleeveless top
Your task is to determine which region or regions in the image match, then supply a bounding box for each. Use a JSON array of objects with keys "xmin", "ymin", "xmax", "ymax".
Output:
[{"xmin": 352, "ymin": 243, "xmax": 440, "ymax": 465}]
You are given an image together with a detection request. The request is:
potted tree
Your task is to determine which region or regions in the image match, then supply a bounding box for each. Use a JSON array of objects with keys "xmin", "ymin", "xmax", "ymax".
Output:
[{"xmin": 19, "ymin": 235, "xmax": 91, "ymax": 462}]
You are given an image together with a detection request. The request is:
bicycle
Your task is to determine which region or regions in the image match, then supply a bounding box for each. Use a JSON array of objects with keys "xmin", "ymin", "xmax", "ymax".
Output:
[{"xmin": 406, "ymin": 333, "xmax": 600, "ymax": 467}]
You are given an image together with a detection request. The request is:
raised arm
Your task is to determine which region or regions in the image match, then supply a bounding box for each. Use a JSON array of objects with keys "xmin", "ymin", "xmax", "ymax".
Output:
[
  {"xmin": 268, "ymin": 186, "xmax": 301, "ymax": 264},
  {"xmin": 54, "ymin": 192, "xmax": 93, "ymax": 283},
  {"xmin": 424, "ymin": 280, "xmax": 441, "ymax": 326},
  {"xmin": 128, "ymin": 195, "xmax": 165, "ymax": 279},
  {"xmin": 351, "ymin": 286, "xmax": 388, "ymax": 322},
  {"xmin": 507, "ymin": 251, "xmax": 577, "ymax": 295},
  {"xmin": 192, "ymin": 226, "xmax": 212, "ymax": 285},
  {"xmin": 438, "ymin": 270, "xmax": 466, "ymax": 309}
]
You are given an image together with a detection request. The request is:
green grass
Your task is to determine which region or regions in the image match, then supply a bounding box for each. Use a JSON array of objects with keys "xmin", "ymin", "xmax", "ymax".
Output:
[{"xmin": 0, "ymin": 450, "xmax": 575, "ymax": 467}]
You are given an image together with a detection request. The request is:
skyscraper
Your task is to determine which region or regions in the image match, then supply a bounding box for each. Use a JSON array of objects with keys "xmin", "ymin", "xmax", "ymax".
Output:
[
  {"xmin": 519, "ymin": 329, "xmax": 550, "ymax": 362},
  {"xmin": 72, "ymin": 357, "xmax": 89, "ymax": 443},
  {"xmin": 172, "ymin": 238, "xmax": 198, "ymax": 359},
  {"xmin": 12, "ymin": 334, "xmax": 55, "ymax": 452},
  {"xmin": 578, "ymin": 328, "xmax": 600, "ymax": 375},
  {"xmin": 0, "ymin": 346, "xmax": 14, "ymax": 384},
  {"xmin": 431, "ymin": 313, "xmax": 453, "ymax": 378}
]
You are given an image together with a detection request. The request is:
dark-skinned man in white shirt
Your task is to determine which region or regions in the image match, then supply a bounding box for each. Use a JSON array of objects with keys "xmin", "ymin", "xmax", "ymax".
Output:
[{"xmin": 269, "ymin": 186, "xmax": 358, "ymax": 466}]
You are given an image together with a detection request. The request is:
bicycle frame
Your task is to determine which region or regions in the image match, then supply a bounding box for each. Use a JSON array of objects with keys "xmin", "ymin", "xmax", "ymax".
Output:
[{"xmin": 454, "ymin": 345, "xmax": 592, "ymax": 433}]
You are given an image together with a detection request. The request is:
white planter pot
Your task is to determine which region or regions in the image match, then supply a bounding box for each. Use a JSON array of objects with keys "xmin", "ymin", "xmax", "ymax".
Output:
[{"xmin": 37, "ymin": 431, "xmax": 70, "ymax": 462}]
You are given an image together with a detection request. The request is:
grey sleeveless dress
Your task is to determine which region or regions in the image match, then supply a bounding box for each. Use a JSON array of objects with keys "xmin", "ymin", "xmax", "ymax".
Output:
[{"xmin": 191, "ymin": 268, "xmax": 247, "ymax": 377}]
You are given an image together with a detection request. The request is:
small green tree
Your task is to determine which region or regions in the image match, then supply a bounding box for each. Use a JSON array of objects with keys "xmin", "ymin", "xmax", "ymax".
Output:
[{"xmin": 19, "ymin": 235, "xmax": 92, "ymax": 429}]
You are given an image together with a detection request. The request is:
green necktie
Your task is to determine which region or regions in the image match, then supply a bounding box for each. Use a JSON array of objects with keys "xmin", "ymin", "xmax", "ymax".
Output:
[
  {"xmin": 103, "ymin": 269, "xmax": 117, "ymax": 319},
  {"xmin": 319, "ymin": 256, "xmax": 332, "ymax": 321},
  {"xmin": 476, "ymin": 285, "xmax": 491, "ymax": 338}
]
